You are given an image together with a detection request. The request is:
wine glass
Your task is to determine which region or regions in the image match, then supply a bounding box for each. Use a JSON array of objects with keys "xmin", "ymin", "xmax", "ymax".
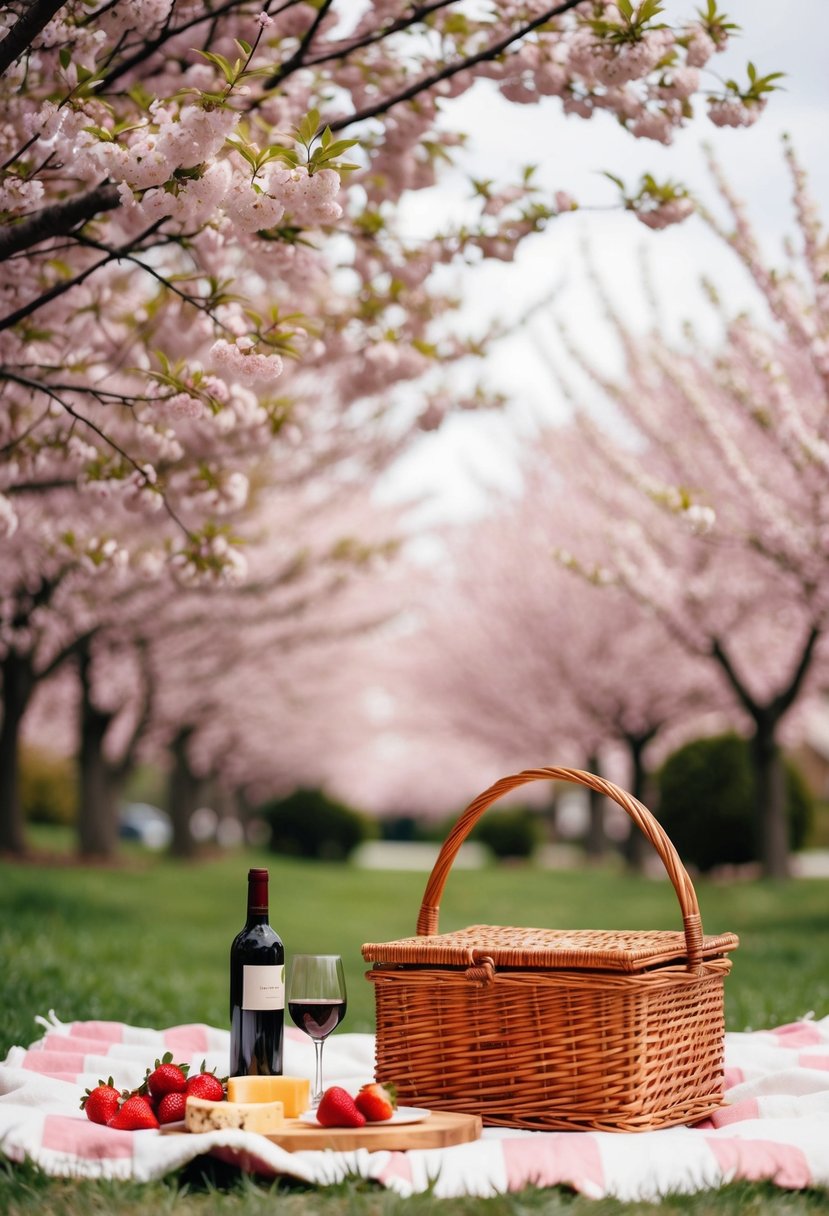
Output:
[{"xmin": 288, "ymin": 954, "xmax": 347, "ymax": 1108}]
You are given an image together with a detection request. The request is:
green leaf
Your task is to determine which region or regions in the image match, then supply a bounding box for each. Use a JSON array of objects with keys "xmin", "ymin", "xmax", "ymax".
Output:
[
  {"xmin": 268, "ymin": 146, "xmax": 301, "ymax": 166},
  {"xmin": 227, "ymin": 138, "xmax": 259, "ymax": 169},
  {"xmin": 637, "ymin": 0, "xmax": 664, "ymax": 23},
  {"xmin": 317, "ymin": 137, "xmax": 357, "ymax": 159},
  {"xmin": 197, "ymin": 50, "xmax": 236, "ymax": 85},
  {"xmin": 295, "ymin": 107, "xmax": 321, "ymax": 146},
  {"xmin": 59, "ymin": 47, "xmax": 71, "ymax": 69}
]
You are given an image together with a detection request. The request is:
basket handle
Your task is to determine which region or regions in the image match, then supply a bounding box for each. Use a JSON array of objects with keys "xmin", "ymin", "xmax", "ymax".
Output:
[{"xmin": 416, "ymin": 766, "xmax": 705, "ymax": 970}]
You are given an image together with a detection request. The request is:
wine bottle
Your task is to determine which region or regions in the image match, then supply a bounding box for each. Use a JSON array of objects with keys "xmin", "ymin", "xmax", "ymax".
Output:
[{"xmin": 229, "ymin": 867, "xmax": 285, "ymax": 1076}]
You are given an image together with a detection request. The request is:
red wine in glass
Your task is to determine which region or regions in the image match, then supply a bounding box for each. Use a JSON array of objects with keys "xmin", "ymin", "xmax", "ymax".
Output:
[
  {"xmin": 288, "ymin": 955, "xmax": 347, "ymax": 1106},
  {"xmin": 288, "ymin": 998, "xmax": 346, "ymax": 1041}
]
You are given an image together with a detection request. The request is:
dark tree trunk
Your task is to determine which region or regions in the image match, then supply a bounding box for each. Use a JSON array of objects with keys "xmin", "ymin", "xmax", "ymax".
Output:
[
  {"xmin": 167, "ymin": 728, "xmax": 204, "ymax": 859},
  {"xmin": 622, "ymin": 732, "xmax": 656, "ymax": 873},
  {"xmin": 0, "ymin": 651, "xmax": 35, "ymax": 854},
  {"xmin": 583, "ymin": 752, "xmax": 608, "ymax": 859},
  {"xmin": 77, "ymin": 697, "xmax": 121, "ymax": 859},
  {"xmin": 712, "ymin": 629, "xmax": 819, "ymax": 879},
  {"xmin": 75, "ymin": 640, "xmax": 121, "ymax": 858},
  {"xmin": 750, "ymin": 716, "xmax": 789, "ymax": 879}
]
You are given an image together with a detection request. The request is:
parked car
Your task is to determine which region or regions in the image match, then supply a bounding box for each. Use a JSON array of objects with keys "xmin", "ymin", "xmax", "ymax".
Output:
[{"xmin": 118, "ymin": 803, "xmax": 172, "ymax": 850}]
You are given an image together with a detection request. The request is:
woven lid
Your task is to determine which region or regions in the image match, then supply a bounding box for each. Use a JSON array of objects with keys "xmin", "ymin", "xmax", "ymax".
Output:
[{"xmin": 362, "ymin": 925, "xmax": 739, "ymax": 974}]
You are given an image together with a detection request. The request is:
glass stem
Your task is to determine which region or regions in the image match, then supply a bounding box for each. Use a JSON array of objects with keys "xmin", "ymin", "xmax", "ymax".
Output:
[{"xmin": 311, "ymin": 1039, "xmax": 325, "ymax": 1107}]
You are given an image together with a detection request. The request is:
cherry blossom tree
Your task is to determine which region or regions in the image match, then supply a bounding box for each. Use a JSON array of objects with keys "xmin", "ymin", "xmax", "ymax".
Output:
[
  {"xmin": 0, "ymin": 0, "xmax": 775, "ymax": 570},
  {"xmin": 0, "ymin": 489, "xmax": 155, "ymax": 853},
  {"xmin": 138, "ymin": 481, "xmax": 407, "ymax": 856},
  {"xmin": 0, "ymin": 0, "xmax": 777, "ymax": 854},
  {"xmin": 536, "ymin": 141, "xmax": 829, "ymax": 878},
  {"xmin": 351, "ymin": 497, "xmax": 727, "ymax": 862},
  {"xmin": 45, "ymin": 477, "xmax": 404, "ymax": 857}
]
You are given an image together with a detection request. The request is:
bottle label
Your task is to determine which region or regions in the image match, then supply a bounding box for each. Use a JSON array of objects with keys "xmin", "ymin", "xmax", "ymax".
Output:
[{"xmin": 242, "ymin": 964, "xmax": 285, "ymax": 1011}]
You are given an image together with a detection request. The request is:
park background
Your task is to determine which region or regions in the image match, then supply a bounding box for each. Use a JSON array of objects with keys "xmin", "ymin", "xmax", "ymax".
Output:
[{"xmin": 2, "ymin": 0, "xmax": 829, "ymax": 1210}]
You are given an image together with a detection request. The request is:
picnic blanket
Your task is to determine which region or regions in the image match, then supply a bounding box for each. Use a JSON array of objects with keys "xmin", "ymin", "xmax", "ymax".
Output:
[{"xmin": 1, "ymin": 1011, "xmax": 828, "ymax": 1200}]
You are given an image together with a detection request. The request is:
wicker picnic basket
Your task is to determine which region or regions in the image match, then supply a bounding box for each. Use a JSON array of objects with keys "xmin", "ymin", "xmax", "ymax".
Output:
[{"xmin": 362, "ymin": 767, "xmax": 739, "ymax": 1133}]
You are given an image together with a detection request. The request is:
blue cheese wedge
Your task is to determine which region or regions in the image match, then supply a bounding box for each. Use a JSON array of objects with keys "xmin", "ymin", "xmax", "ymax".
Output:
[{"xmin": 185, "ymin": 1095, "xmax": 284, "ymax": 1133}]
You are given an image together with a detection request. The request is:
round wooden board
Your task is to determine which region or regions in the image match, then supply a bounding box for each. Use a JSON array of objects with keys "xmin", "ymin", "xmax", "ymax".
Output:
[{"xmin": 267, "ymin": 1109, "xmax": 481, "ymax": 1152}]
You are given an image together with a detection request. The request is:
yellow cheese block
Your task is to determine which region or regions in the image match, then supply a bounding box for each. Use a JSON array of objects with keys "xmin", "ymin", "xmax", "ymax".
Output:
[
  {"xmin": 227, "ymin": 1074, "xmax": 311, "ymax": 1118},
  {"xmin": 185, "ymin": 1096, "xmax": 284, "ymax": 1133}
]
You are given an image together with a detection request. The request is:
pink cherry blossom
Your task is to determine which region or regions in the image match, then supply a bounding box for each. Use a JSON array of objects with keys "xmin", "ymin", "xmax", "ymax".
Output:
[
  {"xmin": 0, "ymin": 0, "xmax": 776, "ymax": 857},
  {"xmin": 209, "ymin": 337, "xmax": 284, "ymax": 382},
  {"xmin": 708, "ymin": 97, "xmax": 767, "ymax": 129}
]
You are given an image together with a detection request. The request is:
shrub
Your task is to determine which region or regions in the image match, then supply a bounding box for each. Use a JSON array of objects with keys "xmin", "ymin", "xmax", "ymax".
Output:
[
  {"xmin": 260, "ymin": 788, "xmax": 375, "ymax": 861},
  {"xmin": 20, "ymin": 746, "xmax": 77, "ymax": 826},
  {"xmin": 471, "ymin": 806, "xmax": 541, "ymax": 861},
  {"xmin": 656, "ymin": 732, "xmax": 813, "ymax": 872}
]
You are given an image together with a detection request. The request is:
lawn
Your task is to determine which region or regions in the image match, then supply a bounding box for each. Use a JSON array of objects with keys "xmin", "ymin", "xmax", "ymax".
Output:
[{"xmin": 2, "ymin": 845, "xmax": 829, "ymax": 1214}]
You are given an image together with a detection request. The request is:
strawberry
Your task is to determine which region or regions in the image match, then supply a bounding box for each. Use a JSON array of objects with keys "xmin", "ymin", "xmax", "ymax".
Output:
[
  {"xmin": 145, "ymin": 1053, "xmax": 189, "ymax": 1099},
  {"xmin": 355, "ymin": 1082, "xmax": 397, "ymax": 1122},
  {"xmin": 108, "ymin": 1094, "xmax": 159, "ymax": 1131},
  {"xmin": 185, "ymin": 1070, "xmax": 224, "ymax": 1102},
  {"xmin": 156, "ymin": 1091, "xmax": 187, "ymax": 1124},
  {"xmin": 80, "ymin": 1078, "xmax": 121, "ymax": 1126},
  {"xmin": 316, "ymin": 1086, "xmax": 366, "ymax": 1128}
]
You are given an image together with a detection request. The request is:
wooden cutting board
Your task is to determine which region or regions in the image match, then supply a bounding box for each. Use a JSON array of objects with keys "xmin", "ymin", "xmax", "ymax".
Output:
[{"xmin": 164, "ymin": 1110, "xmax": 481, "ymax": 1152}]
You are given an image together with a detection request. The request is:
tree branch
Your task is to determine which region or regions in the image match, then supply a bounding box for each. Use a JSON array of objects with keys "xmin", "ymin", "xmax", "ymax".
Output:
[
  {"xmin": 96, "ymin": 0, "xmax": 253, "ymax": 90},
  {"xmin": 267, "ymin": 0, "xmax": 455, "ymax": 87},
  {"xmin": 327, "ymin": 0, "xmax": 586, "ymax": 133},
  {"xmin": 38, "ymin": 624, "xmax": 102, "ymax": 684},
  {"xmin": 0, "ymin": 0, "xmax": 68, "ymax": 77},
  {"xmin": 0, "ymin": 184, "xmax": 121, "ymax": 263},
  {"xmin": 268, "ymin": 0, "xmax": 335, "ymax": 83},
  {"xmin": 771, "ymin": 624, "xmax": 822, "ymax": 719},
  {"xmin": 73, "ymin": 232, "xmax": 228, "ymax": 321},
  {"xmin": 711, "ymin": 637, "xmax": 758, "ymax": 719},
  {"xmin": 6, "ymin": 478, "xmax": 77, "ymax": 494},
  {"xmin": 0, "ymin": 221, "xmax": 161, "ymax": 335},
  {"xmin": 713, "ymin": 623, "xmax": 822, "ymax": 726},
  {"xmin": 0, "ymin": 370, "xmax": 195, "ymax": 538}
]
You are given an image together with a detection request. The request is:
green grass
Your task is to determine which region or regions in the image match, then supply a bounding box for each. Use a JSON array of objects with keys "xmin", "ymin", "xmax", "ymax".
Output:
[
  {"xmin": 2, "ymin": 846, "xmax": 829, "ymax": 1215},
  {"xmin": 3, "ymin": 1154, "xmax": 829, "ymax": 1216}
]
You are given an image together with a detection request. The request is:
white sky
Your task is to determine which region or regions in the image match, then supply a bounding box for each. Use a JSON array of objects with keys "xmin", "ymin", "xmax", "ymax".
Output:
[{"xmin": 380, "ymin": 0, "xmax": 829, "ymax": 518}]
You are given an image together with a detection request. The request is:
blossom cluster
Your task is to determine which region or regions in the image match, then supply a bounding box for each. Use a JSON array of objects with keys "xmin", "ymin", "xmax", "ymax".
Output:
[{"xmin": 0, "ymin": 0, "xmax": 773, "ymax": 604}]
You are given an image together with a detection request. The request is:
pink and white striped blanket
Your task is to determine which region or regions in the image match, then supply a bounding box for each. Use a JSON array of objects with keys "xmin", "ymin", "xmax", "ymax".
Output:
[{"xmin": 1, "ymin": 1012, "xmax": 828, "ymax": 1200}]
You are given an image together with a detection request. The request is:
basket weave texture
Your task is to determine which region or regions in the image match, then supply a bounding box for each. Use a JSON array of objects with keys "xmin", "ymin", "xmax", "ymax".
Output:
[{"xmin": 362, "ymin": 766, "xmax": 738, "ymax": 1133}]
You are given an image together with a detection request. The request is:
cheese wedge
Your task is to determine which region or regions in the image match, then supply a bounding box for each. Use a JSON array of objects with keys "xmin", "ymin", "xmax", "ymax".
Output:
[
  {"xmin": 185, "ymin": 1095, "xmax": 284, "ymax": 1133},
  {"xmin": 227, "ymin": 1074, "xmax": 311, "ymax": 1118}
]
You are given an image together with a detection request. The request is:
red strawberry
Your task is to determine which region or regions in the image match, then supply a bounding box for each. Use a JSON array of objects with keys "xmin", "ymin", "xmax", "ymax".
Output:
[
  {"xmin": 108, "ymin": 1094, "xmax": 159, "ymax": 1131},
  {"xmin": 80, "ymin": 1078, "xmax": 121, "ymax": 1126},
  {"xmin": 145, "ymin": 1053, "xmax": 189, "ymax": 1098},
  {"xmin": 156, "ymin": 1091, "xmax": 187, "ymax": 1124},
  {"xmin": 355, "ymin": 1082, "xmax": 397, "ymax": 1122},
  {"xmin": 316, "ymin": 1086, "xmax": 366, "ymax": 1128},
  {"xmin": 185, "ymin": 1071, "xmax": 224, "ymax": 1102}
]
